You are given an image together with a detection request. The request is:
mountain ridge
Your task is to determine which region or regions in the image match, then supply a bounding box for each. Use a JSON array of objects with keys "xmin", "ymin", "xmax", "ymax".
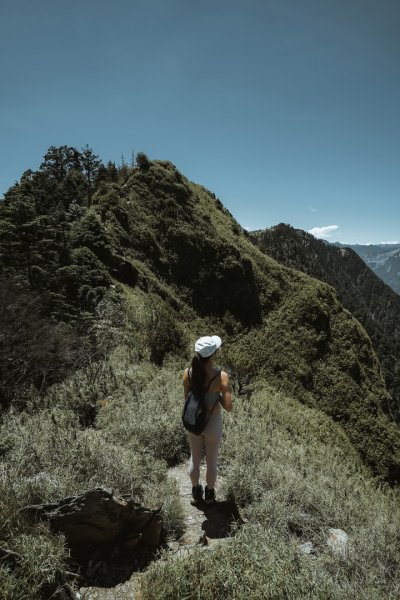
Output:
[
  {"xmin": 1, "ymin": 149, "xmax": 400, "ymax": 480},
  {"xmin": 334, "ymin": 242, "xmax": 400, "ymax": 294},
  {"xmin": 251, "ymin": 223, "xmax": 400, "ymax": 422}
]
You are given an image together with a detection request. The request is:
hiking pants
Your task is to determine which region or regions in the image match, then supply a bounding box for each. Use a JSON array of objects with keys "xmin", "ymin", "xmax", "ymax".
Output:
[{"xmin": 187, "ymin": 411, "xmax": 223, "ymax": 489}]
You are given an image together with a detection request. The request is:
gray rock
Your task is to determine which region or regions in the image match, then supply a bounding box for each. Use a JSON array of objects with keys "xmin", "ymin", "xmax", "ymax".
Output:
[
  {"xmin": 299, "ymin": 541, "xmax": 315, "ymax": 555},
  {"xmin": 327, "ymin": 528, "xmax": 348, "ymax": 556}
]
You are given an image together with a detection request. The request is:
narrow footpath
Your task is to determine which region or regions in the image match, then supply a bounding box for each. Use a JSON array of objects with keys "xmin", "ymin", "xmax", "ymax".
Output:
[
  {"xmin": 78, "ymin": 462, "xmax": 242, "ymax": 600},
  {"xmin": 167, "ymin": 462, "xmax": 242, "ymax": 553}
]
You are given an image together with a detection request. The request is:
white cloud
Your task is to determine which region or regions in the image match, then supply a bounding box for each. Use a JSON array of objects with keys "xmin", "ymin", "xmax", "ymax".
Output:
[
  {"xmin": 380, "ymin": 240, "xmax": 400, "ymax": 245},
  {"xmin": 307, "ymin": 206, "xmax": 317, "ymax": 213},
  {"xmin": 308, "ymin": 225, "xmax": 339, "ymax": 239}
]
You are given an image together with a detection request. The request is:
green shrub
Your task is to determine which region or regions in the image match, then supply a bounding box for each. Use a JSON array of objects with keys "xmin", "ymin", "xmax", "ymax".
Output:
[{"xmin": 136, "ymin": 152, "xmax": 151, "ymax": 171}]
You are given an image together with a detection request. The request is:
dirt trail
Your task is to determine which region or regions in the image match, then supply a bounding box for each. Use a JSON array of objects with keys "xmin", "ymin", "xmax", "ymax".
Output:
[
  {"xmin": 167, "ymin": 462, "xmax": 242, "ymax": 552},
  {"xmin": 78, "ymin": 462, "xmax": 242, "ymax": 599}
]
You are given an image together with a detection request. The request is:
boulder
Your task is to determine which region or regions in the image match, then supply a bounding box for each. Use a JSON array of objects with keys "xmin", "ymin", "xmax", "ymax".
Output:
[{"xmin": 21, "ymin": 488, "xmax": 162, "ymax": 549}]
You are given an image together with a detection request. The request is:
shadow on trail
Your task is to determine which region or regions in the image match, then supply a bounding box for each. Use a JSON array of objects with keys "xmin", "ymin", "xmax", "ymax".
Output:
[
  {"xmin": 70, "ymin": 543, "xmax": 157, "ymax": 588},
  {"xmin": 198, "ymin": 497, "xmax": 245, "ymax": 539}
]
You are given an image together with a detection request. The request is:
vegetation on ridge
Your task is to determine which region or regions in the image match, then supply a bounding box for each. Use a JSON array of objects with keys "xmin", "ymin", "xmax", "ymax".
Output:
[
  {"xmin": 0, "ymin": 349, "xmax": 186, "ymax": 599},
  {"xmin": 1, "ymin": 147, "xmax": 400, "ymax": 597},
  {"xmin": 251, "ymin": 223, "xmax": 400, "ymax": 421},
  {"xmin": 2, "ymin": 343, "xmax": 400, "ymax": 599},
  {"xmin": 1, "ymin": 147, "xmax": 400, "ymax": 479}
]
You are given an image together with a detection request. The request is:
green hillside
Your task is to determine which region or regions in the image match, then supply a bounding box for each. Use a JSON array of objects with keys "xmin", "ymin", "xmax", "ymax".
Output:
[
  {"xmin": 251, "ymin": 223, "xmax": 400, "ymax": 421},
  {"xmin": 1, "ymin": 149, "xmax": 400, "ymax": 480},
  {"xmin": 2, "ymin": 147, "xmax": 400, "ymax": 598},
  {"xmin": 2, "ymin": 347, "xmax": 400, "ymax": 599}
]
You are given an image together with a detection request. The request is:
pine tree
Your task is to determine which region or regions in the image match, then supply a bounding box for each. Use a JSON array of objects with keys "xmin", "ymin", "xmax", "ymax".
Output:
[
  {"xmin": 40, "ymin": 145, "xmax": 82, "ymax": 182},
  {"xmin": 136, "ymin": 152, "xmax": 151, "ymax": 171},
  {"xmin": 81, "ymin": 145, "xmax": 102, "ymax": 204}
]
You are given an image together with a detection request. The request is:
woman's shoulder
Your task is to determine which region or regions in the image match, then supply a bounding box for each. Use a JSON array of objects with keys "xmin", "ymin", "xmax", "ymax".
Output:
[
  {"xmin": 216, "ymin": 368, "xmax": 228, "ymax": 378},
  {"xmin": 218, "ymin": 370, "xmax": 230, "ymax": 387},
  {"xmin": 210, "ymin": 368, "xmax": 228, "ymax": 386}
]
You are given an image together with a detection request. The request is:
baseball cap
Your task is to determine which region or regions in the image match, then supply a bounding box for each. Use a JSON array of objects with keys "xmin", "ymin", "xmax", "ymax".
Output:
[{"xmin": 194, "ymin": 335, "xmax": 222, "ymax": 358}]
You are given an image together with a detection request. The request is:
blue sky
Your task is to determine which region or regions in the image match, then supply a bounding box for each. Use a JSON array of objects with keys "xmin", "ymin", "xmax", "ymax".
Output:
[{"xmin": 1, "ymin": 0, "xmax": 399, "ymax": 244}]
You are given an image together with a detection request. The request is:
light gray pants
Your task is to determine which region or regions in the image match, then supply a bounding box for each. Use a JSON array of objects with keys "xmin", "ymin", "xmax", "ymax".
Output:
[{"xmin": 187, "ymin": 411, "xmax": 223, "ymax": 489}]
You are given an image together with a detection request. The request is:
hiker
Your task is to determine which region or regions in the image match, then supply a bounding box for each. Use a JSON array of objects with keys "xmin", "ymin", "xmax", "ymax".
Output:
[{"xmin": 183, "ymin": 335, "xmax": 233, "ymax": 506}]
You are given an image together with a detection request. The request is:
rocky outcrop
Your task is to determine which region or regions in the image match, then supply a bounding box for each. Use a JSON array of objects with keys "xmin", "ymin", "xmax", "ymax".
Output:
[{"xmin": 22, "ymin": 487, "xmax": 162, "ymax": 549}]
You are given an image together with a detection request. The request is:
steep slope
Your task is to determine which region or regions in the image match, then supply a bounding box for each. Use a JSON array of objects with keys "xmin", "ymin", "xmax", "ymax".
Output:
[
  {"xmin": 251, "ymin": 223, "xmax": 400, "ymax": 421},
  {"xmin": 1, "ymin": 152, "xmax": 400, "ymax": 480},
  {"xmin": 340, "ymin": 243, "xmax": 400, "ymax": 294}
]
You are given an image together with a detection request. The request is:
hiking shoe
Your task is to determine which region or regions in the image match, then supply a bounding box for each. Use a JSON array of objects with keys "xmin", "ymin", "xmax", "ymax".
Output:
[
  {"xmin": 204, "ymin": 486, "xmax": 216, "ymax": 506},
  {"xmin": 191, "ymin": 484, "xmax": 203, "ymax": 505}
]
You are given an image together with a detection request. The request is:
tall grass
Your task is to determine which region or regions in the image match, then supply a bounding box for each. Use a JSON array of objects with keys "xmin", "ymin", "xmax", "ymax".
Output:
[
  {"xmin": 96, "ymin": 348, "xmax": 188, "ymax": 464},
  {"xmin": 0, "ymin": 464, "xmax": 69, "ymax": 600},
  {"xmin": 2, "ymin": 351, "xmax": 400, "ymax": 599},
  {"xmin": 0, "ymin": 351, "xmax": 187, "ymax": 599},
  {"xmin": 140, "ymin": 384, "xmax": 400, "ymax": 599}
]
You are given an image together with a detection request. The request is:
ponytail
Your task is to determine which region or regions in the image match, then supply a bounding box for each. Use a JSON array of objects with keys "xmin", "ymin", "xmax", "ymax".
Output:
[{"xmin": 190, "ymin": 353, "xmax": 209, "ymax": 393}]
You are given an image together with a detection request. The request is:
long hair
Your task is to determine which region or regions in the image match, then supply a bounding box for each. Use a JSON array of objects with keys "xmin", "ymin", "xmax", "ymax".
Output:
[{"xmin": 190, "ymin": 354, "xmax": 210, "ymax": 393}]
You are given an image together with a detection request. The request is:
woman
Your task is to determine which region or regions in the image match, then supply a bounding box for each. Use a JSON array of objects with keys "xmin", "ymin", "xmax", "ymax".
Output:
[{"xmin": 183, "ymin": 335, "xmax": 233, "ymax": 506}]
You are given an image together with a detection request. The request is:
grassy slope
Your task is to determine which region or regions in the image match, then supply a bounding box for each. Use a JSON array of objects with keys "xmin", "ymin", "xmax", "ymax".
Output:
[
  {"xmin": 95, "ymin": 160, "xmax": 400, "ymax": 480},
  {"xmin": 0, "ymin": 349, "xmax": 187, "ymax": 599},
  {"xmin": 3, "ymin": 345, "xmax": 400, "ymax": 599},
  {"xmin": 140, "ymin": 384, "xmax": 400, "ymax": 600}
]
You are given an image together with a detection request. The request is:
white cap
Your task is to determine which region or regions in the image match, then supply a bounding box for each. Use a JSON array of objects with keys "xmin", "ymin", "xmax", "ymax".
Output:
[{"xmin": 194, "ymin": 335, "xmax": 222, "ymax": 358}]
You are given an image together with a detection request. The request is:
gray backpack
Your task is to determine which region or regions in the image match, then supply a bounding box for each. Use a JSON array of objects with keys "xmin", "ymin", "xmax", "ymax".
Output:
[{"xmin": 182, "ymin": 369, "xmax": 220, "ymax": 435}]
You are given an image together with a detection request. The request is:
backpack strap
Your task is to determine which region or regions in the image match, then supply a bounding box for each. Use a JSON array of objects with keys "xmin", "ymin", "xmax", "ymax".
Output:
[
  {"xmin": 207, "ymin": 370, "xmax": 222, "ymax": 419},
  {"xmin": 206, "ymin": 369, "xmax": 221, "ymax": 391}
]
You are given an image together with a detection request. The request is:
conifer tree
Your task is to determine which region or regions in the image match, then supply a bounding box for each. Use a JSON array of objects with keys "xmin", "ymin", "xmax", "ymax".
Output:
[
  {"xmin": 136, "ymin": 152, "xmax": 151, "ymax": 171},
  {"xmin": 40, "ymin": 145, "xmax": 81, "ymax": 182},
  {"xmin": 81, "ymin": 145, "xmax": 102, "ymax": 204}
]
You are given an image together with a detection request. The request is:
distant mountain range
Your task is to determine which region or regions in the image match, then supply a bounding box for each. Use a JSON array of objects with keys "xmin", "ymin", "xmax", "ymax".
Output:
[
  {"xmin": 251, "ymin": 224, "xmax": 400, "ymax": 421},
  {"xmin": 334, "ymin": 243, "xmax": 400, "ymax": 294}
]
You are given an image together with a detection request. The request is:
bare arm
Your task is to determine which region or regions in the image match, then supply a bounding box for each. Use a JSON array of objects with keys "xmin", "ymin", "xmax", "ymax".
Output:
[
  {"xmin": 183, "ymin": 368, "xmax": 190, "ymax": 400},
  {"xmin": 220, "ymin": 371, "xmax": 233, "ymax": 412}
]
